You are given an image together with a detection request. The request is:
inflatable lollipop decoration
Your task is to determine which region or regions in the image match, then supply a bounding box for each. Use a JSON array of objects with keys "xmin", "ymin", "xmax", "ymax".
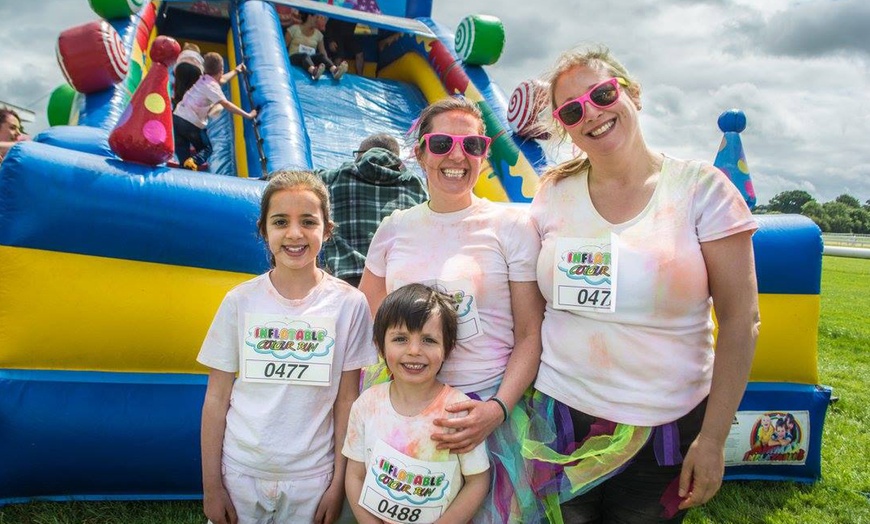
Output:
[
  {"xmin": 507, "ymin": 79, "xmax": 550, "ymax": 139},
  {"xmin": 454, "ymin": 15, "xmax": 505, "ymax": 66},
  {"xmin": 56, "ymin": 20, "xmax": 129, "ymax": 94},
  {"xmin": 89, "ymin": 0, "xmax": 147, "ymax": 20},
  {"xmin": 108, "ymin": 36, "xmax": 181, "ymax": 165},
  {"xmin": 713, "ymin": 109, "xmax": 756, "ymax": 209}
]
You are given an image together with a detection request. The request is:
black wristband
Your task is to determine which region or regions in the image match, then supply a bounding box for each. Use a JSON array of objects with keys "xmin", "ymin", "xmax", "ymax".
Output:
[{"xmin": 489, "ymin": 396, "xmax": 509, "ymax": 424}]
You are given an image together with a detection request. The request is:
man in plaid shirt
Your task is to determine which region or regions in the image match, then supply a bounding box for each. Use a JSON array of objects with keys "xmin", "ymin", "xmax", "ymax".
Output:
[{"xmin": 317, "ymin": 134, "xmax": 428, "ymax": 286}]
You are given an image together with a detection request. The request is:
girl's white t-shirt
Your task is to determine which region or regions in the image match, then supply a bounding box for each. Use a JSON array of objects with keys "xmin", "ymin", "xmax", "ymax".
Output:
[
  {"xmin": 197, "ymin": 272, "xmax": 378, "ymax": 480},
  {"xmin": 530, "ymin": 157, "xmax": 757, "ymax": 426},
  {"xmin": 365, "ymin": 197, "xmax": 540, "ymax": 393}
]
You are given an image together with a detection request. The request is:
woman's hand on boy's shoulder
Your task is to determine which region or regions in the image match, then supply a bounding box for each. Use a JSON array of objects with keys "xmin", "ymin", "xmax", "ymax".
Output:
[{"xmin": 431, "ymin": 398, "xmax": 502, "ymax": 453}]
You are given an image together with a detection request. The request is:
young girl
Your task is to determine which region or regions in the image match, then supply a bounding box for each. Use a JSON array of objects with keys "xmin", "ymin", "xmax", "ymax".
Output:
[
  {"xmin": 286, "ymin": 13, "xmax": 348, "ymax": 81},
  {"xmin": 198, "ymin": 170, "xmax": 378, "ymax": 524},
  {"xmin": 343, "ymin": 284, "xmax": 490, "ymax": 524}
]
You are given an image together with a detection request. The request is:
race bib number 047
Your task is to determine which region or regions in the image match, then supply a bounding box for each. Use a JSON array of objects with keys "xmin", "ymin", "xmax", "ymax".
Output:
[{"xmin": 552, "ymin": 235, "xmax": 618, "ymax": 313}]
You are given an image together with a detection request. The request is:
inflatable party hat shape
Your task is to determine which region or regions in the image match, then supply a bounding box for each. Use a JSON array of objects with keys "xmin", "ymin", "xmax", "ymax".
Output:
[
  {"xmin": 109, "ymin": 35, "xmax": 180, "ymax": 165},
  {"xmin": 713, "ymin": 109, "xmax": 756, "ymax": 210}
]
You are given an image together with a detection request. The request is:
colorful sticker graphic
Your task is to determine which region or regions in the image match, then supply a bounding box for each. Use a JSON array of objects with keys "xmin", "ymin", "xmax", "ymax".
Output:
[
  {"xmin": 552, "ymin": 235, "xmax": 618, "ymax": 313},
  {"xmin": 241, "ymin": 314, "xmax": 336, "ymax": 386},
  {"xmin": 725, "ymin": 410, "xmax": 809, "ymax": 465}
]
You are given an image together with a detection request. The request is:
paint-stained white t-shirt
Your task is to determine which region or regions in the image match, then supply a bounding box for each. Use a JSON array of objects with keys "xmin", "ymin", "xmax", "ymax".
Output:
[
  {"xmin": 197, "ymin": 271, "xmax": 378, "ymax": 480},
  {"xmin": 365, "ymin": 197, "xmax": 540, "ymax": 393},
  {"xmin": 530, "ymin": 157, "xmax": 757, "ymax": 426}
]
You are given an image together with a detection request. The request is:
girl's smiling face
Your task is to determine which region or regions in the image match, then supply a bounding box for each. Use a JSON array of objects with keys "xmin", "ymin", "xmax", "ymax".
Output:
[{"xmin": 265, "ymin": 188, "xmax": 328, "ymax": 275}]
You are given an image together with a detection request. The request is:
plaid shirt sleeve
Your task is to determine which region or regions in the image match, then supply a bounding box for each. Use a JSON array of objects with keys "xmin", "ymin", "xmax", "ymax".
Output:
[{"xmin": 322, "ymin": 149, "xmax": 428, "ymax": 280}]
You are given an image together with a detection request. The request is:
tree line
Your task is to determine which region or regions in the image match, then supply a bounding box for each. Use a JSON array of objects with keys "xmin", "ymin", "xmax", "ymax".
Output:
[{"xmin": 754, "ymin": 191, "xmax": 870, "ymax": 233}]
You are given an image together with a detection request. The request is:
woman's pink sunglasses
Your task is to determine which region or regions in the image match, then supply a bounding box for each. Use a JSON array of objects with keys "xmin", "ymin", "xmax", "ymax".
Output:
[
  {"xmin": 553, "ymin": 77, "xmax": 628, "ymax": 128},
  {"xmin": 420, "ymin": 133, "xmax": 492, "ymax": 158}
]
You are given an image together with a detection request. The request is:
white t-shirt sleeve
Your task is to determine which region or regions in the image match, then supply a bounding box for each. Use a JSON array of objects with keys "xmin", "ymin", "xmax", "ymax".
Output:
[
  {"xmin": 692, "ymin": 163, "xmax": 757, "ymax": 242},
  {"xmin": 205, "ymin": 80, "xmax": 227, "ymax": 106},
  {"xmin": 502, "ymin": 207, "xmax": 541, "ymax": 282},
  {"xmin": 341, "ymin": 395, "xmax": 367, "ymax": 462},
  {"xmin": 196, "ymin": 292, "xmax": 240, "ymax": 372},
  {"xmin": 458, "ymin": 440, "xmax": 491, "ymax": 476},
  {"xmin": 364, "ymin": 212, "xmax": 396, "ymax": 278},
  {"xmin": 342, "ymin": 291, "xmax": 378, "ymax": 370}
]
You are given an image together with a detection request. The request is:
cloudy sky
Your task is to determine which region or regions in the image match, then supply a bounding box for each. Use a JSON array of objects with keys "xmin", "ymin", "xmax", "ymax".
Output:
[{"xmin": 2, "ymin": 0, "xmax": 867, "ymax": 204}]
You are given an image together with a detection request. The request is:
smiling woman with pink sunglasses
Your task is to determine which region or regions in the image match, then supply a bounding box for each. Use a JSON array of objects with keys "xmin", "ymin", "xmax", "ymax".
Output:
[
  {"xmin": 527, "ymin": 46, "xmax": 760, "ymax": 522},
  {"xmin": 359, "ymin": 97, "xmax": 545, "ymax": 522}
]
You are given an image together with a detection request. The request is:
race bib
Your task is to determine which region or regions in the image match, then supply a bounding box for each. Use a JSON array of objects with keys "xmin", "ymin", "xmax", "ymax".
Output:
[
  {"xmin": 360, "ymin": 440, "xmax": 457, "ymax": 524},
  {"xmin": 552, "ymin": 235, "xmax": 618, "ymax": 313},
  {"xmin": 297, "ymin": 43, "xmax": 316, "ymax": 55},
  {"xmin": 402, "ymin": 278, "xmax": 483, "ymax": 342},
  {"xmin": 241, "ymin": 314, "xmax": 336, "ymax": 386}
]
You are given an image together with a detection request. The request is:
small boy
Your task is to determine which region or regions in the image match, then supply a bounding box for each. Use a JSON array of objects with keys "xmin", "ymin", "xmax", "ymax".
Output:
[
  {"xmin": 172, "ymin": 52, "xmax": 256, "ymax": 171},
  {"xmin": 343, "ymin": 284, "xmax": 490, "ymax": 524}
]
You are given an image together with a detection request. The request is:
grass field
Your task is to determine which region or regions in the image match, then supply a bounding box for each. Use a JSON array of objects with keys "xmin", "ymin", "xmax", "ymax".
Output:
[{"xmin": 2, "ymin": 256, "xmax": 868, "ymax": 524}]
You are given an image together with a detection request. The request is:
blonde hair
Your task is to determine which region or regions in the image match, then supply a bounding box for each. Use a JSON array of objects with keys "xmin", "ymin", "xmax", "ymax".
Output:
[
  {"xmin": 182, "ymin": 42, "xmax": 201, "ymax": 53},
  {"xmin": 541, "ymin": 45, "xmax": 640, "ymax": 185},
  {"xmin": 258, "ymin": 170, "xmax": 335, "ymax": 267}
]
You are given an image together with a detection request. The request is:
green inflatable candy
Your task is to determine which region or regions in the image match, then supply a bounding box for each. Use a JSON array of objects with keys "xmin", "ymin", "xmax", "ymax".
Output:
[
  {"xmin": 89, "ymin": 0, "xmax": 146, "ymax": 20},
  {"xmin": 454, "ymin": 15, "xmax": 505, "ymax": 66},
  {"xmin": 47, "ymin": 84, "xmax": 78, "ymax": 126}
]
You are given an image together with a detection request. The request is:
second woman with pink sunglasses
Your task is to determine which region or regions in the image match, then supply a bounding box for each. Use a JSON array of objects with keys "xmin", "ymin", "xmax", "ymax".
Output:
[
  {"xmin": 527, "ymin": 45, "xmax": 759, "ymax": 522},
  {"xmin": 358, "ymin": 97, "xmax": 545, "ymax": 523}
]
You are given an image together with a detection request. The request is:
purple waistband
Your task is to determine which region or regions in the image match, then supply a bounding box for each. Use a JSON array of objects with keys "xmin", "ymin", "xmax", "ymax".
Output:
[{"xmin": 653, "ymin": 421, "xmax": 683, "ymax": 467}]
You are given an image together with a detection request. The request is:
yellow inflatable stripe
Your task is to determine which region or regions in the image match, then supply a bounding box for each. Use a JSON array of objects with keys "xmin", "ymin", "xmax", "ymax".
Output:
[
  {"xmin": 0, "ymin": 246, "xmax": 253, "ymax": 373},
  {"xmin": 718, "ymin": 293, "xmax": 820, "ymax": 384},
  {"xmin": 226, "ymin": 30, "xmax": 249, "ymax": 178},
  {"xmin": 378, "ymin": 53, "xmax": 509, "ymax": 203}
]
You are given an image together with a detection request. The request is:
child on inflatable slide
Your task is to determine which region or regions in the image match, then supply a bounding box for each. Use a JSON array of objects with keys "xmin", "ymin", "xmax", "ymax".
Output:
[{"xmin": 172, "ymin": 52, "xmax": 256, "ymax": 171}]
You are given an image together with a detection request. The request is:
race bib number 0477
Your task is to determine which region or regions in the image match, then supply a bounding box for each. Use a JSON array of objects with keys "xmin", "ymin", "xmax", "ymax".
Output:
[{"xmin": 241, "ymin": 314, "xmax": 336, "ymax": 386}]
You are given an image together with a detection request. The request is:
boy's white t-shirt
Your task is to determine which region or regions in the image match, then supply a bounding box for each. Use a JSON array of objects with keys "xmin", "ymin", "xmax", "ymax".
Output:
[
  {"xmin": 342, "ymin": 382, "xmax": 490, "ymax": 517},
  {"xmin": 174, "ymin": 75, "xmax": 226, "ymax": 129},
  {"xmin": 197, "ymin": 272, "xmax": 378, "ymax": 480},
  {"xmin": 530, "ymin": 157, "xmax": 757, "ymax": 426},
  {"xmin": 365, "ymin": 197, "xmax": 540, "ymax": 393}
]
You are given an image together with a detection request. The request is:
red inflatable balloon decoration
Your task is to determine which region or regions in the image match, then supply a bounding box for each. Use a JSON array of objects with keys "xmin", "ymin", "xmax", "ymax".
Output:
[
  {"xmin": 109, "ymin": 36, "xmax": 181, "ymax": 165},
  {"xmin": 56, "ymin": 20, "xmax": 129, "ymax": 94}
]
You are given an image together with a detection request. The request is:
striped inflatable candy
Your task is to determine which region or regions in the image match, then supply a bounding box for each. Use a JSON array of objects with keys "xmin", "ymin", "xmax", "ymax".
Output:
[
  {"xmin": 56, "ymin": 20, "xmax": 129, "ymax": 94},
  {"xmin": 507, "ymin": 79, "xmax": 550, "ymax": 139}
]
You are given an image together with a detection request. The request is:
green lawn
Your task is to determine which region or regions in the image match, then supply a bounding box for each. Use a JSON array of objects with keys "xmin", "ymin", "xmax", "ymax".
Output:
[{"xmin": 2, "ymin": 256, "xmax": 868, "ymax": 524}]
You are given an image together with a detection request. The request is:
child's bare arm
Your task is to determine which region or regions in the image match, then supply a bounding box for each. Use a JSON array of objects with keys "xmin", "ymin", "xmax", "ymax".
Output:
[
  {"xmin": 217, "ymin": 98, "xmax": 257, "ymax": 120},
  {"xmin": 219, "ymin": 63, "xmax": 245, "ymax": 85},
  {"xmin": 201, "ymin": 369, "xmax": 237, "ymax": 524},
  {"xmin": 315, "ymin": 370, "xmax": 360, "ymax": 524},
  {"xmin": 435, "ymin": 469, "xmax": 490, "ymax": 523},
  {"xmin": 345, "ymin": 459, "xmax": 384, "ymax": 524}
]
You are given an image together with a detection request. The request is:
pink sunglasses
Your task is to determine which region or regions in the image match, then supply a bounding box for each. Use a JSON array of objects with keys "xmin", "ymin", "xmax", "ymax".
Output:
[
  {"xmin": 553, "ymin": 77, "xmax": 628, "ymax": 128},
  {"xmin": 420, "ymin": 133, "xmax": 492, "ymax": 158}
]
